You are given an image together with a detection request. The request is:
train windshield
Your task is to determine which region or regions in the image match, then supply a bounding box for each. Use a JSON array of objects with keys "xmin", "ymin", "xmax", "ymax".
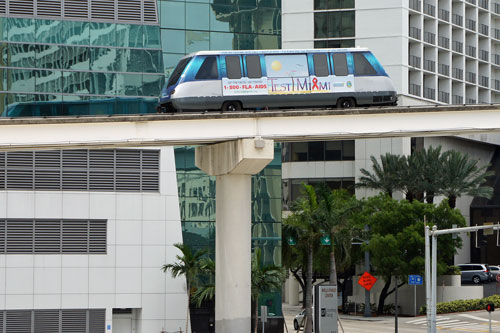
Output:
[{"xmin": 167, "ymin": 57, "xmax": 192, "ymax": 88}]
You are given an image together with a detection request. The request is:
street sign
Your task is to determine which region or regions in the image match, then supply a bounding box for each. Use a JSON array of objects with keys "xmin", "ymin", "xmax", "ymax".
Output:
[
  {"xmin": 408, "ymin": 275, "xmax": 423, "ymax": 285},
  {"xmin": 358, "ymin": 272, "xmax": 377, "ymax": 291},
  {"xmin": 496, "ymin": 274, "xmax": 500, "ymax": 283},
  {"xmin": 485, "ymin": 222, "xmax": 494, "ymax": 235},
  {"xmin": 287, "ymin": 236, "xmax": 296, "ymax": 245},
  {"xmin": 320, "ymin": 235, "xmax": 331, "ymax": 246}
]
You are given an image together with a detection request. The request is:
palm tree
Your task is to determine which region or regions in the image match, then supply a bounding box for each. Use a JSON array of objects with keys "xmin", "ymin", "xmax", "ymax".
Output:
[
  {"xmin": 413, "ymin": 146, "xmax": 444, "ymax": 203},
  {"xmin": 251, "ymin": 248, "xmax": 285, "ymax": 333},
  {"xmin": 191, "ymin": 257, "xmax": 215, "ymax": 308},
  {"xmin": 162, "ymin": 243, "xmax": 208, "ymax": 333},
  {"xmin": 283, "ymin": 184, "xmax": 324, "ymax": 333},
  {"xmin": 357, "ymin": 153, "xmax": 406, "ymax": 197},
  {"xmin": 438, "ymin": 150, "xmax": 494, "ymax": 208}
]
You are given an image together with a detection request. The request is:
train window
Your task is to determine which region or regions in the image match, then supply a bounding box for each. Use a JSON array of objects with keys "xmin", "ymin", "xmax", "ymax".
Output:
[
  {"xmin": 226, "ymin": 56, "xmax": 242, "ymax": 79},
  {"xmin": 195, "ymin": 56, "xmax": 218, "ymax": 80},
  {"xmin": 353, "ymin": 53, "xmax": 377, "ymax": 75},
  {"xmin": 246, "ymin": 55, "xmax": 262, "ymax": 78},
  {"xmin": 332, "ymin": 53, "xmax": 348, "ymax": 76},
  {"xmin": 313, "ymin": 53, "xmax": 329, "ymax": 77},
  {"xmin": 167, "ymin": 57, "xmax": 191, "ymax": 87}
]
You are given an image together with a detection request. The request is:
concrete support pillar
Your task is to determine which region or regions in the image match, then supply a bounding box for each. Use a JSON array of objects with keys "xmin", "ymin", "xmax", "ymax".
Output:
[{"xmin": 195, "ymin": 138, "xmax": 274, "ymax": 333}]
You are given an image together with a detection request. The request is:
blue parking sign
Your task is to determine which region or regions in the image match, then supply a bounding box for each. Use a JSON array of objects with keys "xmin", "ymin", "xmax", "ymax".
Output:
[{"xmin": 409, "ymin": 275, "xmax": 423, "ymax": 285}]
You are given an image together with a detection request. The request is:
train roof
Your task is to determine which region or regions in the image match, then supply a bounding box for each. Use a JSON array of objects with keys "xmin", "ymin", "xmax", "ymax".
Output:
[{"xmin": 185, "ymin": 48, "xmax": 371, "ymax": 57}]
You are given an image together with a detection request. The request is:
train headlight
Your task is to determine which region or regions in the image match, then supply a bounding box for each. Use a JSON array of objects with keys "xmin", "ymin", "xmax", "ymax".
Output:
[{"xmin": 171, "ymin": 89, "xmax": 175, "ymax": 95}]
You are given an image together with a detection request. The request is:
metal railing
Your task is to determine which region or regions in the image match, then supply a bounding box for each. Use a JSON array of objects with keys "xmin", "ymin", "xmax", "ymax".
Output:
[
  {"xmin": 479, "ymin": 75, "xmax": 489, "ymax": 87},
  {"xmin": 466, "ymin": 45, "xmax": 476, "ymax": 57},
  {"xmin": 410, "ymin": 26, "xmax": 422, "ymax": 39},
  {"xmin": 424, "ymin": 87, "xmax": 436, "ymax": 100},
  {"xmin": 452, "ymin": 14, "xmax": 463, "ymax": 26},
  {"xmin": 438, "ymin": 36, "xmax": 449, "ymax": 48},
  {"xmin": 466, "ymin": 72, "xmax": 476, "ymax": 84},
  {"xmin": 452, "ymin": 95, "xmax": 464, "ymax": 104},
  {"xmin": 424, "ymin": 2, "xmax": 435, "ymax": 16},
  {"xmin": 452, "ymin": 67, "xmax": 463, "ymax": 80},
  {"xmin": 424, "ymin": 59, "xmax": 436, "ymax": 71},
  {"xmin": 438, "ymin": 8, "xmax": 450, "ymax": 21},
  {"xmin": 466, "ymin": 19, "xmax": 476, "ymax": 31},
  {"xmin": 479, "ymin": 50, "xmax": 489, "ymax": 61},
  {"xmin": 452, "ymin": 40, "xmax": 463, "ymax": 53},
  {"xmin": 409, "ymin": 83, "xmax": 421, "ymax": 96},
  {"xmin": 480, "ymin": 24, "xmax": 489, "ymax": 35},
  {"xmin": 438, "ymin": 63, "xmax": 450, "ymax": 76},
  {"xmin": 409, "ymin": 55, "xmax": 421, "ymax": 68},
  {"xmin": 424, "ymin": 31, "xmax": 436, "ymax": 44},
  {"xmin": 410, "ymin": 0, "xmax": 422, "ymax": 11},
  {"xmin": 438, "ymin": 91, "xmax": 450, "ymax": 103}
]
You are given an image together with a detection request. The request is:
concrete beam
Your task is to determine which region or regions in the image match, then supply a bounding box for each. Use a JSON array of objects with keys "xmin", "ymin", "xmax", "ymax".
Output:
[{"xmin": 195, "ymin": 138, "xmax": 274, "ymax": 333}]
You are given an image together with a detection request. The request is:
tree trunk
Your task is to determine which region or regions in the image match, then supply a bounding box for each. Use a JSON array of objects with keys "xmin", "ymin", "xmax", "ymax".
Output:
[
  {"xmin": 448, "ymin": 195, "xmax": 457, "ymax": 209},
  {"xmin": 426, "ymin": 191, "xmax": 434, "ymax": 204},
  {"xmin": 377, "ymin": 277, "xmax": 391, "ymax": 315},
  {"xmin": 406, "ymin": 191, "xmax": 414, "ymax": 202},
  {"xmin": 254, "ymin": 294, "xmax": 259, "ymax": 333},
  {"xmin": 186, "ymin": 282, "xmax": 190, "ymax": 333},
  {"xmin": 329, "ymin": 234, "xmax": 337, "ymax": 287},
  {"xmin": 305, "ymin": 244, "xmax": 314, "ymax": 333}
]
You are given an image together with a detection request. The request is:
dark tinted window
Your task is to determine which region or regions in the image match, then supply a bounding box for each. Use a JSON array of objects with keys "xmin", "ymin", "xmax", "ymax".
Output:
[
  {"xmin": 315, "ymin": 39, "xmax": 355, "ymax": 49},
  {"xmin": 313, "ymin": 53, "xmax": 329, "ymax": 77},
  {"xmin": 333, "ymin": 53, "xmax": 348, "ymax": 76},
  {"xmin": 226, "ymin": 56, "xmax": 242, "ymax": 79},
  {"xmin": 195, "ymin": 56, "xmax": 218, "ymax": 80},
  {"xmin": 353, "ymin": 53, "xmax": 377, "ymax": 75},
  {"xmin": 167, "ymin": 57, "xmax": 191, "ymax": 87},
  {"xmin": 246, "ymin": 55, "xmax": 262, "ymax": 78},
  {"xmin": 315, "ymin": 0, "xmax": 355, "ymax": 10},
  {"xmin": 314, "ymin": 11, "xmax": 355, "ymax": 38}
]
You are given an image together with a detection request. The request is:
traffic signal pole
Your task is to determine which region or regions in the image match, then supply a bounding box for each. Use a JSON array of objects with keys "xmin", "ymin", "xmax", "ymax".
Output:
[{"xmin": 426, "ymin": 223, "xmax": 500, "ymax": 333}]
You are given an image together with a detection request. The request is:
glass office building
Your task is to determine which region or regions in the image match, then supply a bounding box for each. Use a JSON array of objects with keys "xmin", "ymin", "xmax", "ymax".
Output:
[{"xmin": 0, "ymin": 17, "xmax": 164, "ymax": 116}]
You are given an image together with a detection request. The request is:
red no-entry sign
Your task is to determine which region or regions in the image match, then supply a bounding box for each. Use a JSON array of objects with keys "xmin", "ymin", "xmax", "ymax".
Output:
[{"xmin": 358, "ymin": 271, "xmax": 377, "ymax": 291}]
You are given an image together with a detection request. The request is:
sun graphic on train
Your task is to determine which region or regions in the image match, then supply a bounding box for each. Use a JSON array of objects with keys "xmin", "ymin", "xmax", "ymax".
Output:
[{"xmin": 271, "ymin": 60, "xmax": 282, "ymax": 71}]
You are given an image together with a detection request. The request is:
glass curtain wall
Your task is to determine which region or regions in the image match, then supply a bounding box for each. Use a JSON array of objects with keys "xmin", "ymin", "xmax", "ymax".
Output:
[
  {"xmin": 0, "ymin": 17, "xmax": 164, "ymax": 116},
  {"xmin": 314, "ymin": 0, "xmax": 355, "ymax": 48}
]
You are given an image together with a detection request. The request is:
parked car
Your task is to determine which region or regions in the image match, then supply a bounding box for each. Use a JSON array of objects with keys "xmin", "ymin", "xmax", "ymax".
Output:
[
  {"xmin": 489, "ymin": 265, "xmax": 500, "ymax": 281},
  {"xmin": 294, "ymin": 308, "xmax": 314, "ymax": 331},
  {"xmin": 458, "ymin": 264, "xmax": 491, "ymax": 284}
]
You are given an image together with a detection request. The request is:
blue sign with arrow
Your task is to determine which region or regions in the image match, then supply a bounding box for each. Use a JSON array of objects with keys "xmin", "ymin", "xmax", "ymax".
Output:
[{"xmin": 408, "ymin": 275, "xmax": 423, "ymax": 285}]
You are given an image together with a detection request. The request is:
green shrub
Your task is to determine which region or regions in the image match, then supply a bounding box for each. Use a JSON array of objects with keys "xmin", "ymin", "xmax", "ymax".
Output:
[
  {"xmin": 444, "ymin": 265, "xmax": 461, "ymax": 275},
  {"xmin": 420, "ymin": 295, "xmax": 500, "ymax": 315}
]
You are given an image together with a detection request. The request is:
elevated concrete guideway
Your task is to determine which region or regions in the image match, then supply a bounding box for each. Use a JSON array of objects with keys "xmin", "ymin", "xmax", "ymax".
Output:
[{"xmin": 0, "ymin": 104, "xmax": 499, "ymax": 150}]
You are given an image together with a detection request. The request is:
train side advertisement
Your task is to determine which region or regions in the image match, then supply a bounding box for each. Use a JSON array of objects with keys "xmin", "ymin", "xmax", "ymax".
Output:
[{"xmin": 222, "ymin": 54, "xmax": 354, "ymax": 96}]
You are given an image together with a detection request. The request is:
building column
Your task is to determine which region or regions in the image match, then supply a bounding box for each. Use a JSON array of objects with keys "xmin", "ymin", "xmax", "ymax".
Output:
[{"xmin": 196, "ymin": 138, "xmax": 274, "ymax": 333}]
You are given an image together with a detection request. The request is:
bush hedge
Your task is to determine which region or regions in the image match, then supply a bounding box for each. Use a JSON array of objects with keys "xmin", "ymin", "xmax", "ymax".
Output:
[{"xmin": 420, "ymin": 294, "xmax": 500, "ymax": 315}]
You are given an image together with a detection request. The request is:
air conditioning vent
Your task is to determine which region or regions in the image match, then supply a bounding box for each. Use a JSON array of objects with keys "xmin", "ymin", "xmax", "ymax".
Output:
[
  {"xmin": 6, "ymin": 311, "xmax": 32, "ymax": 333},
  {"xmin": 62, "ymin": 310, "xmax": 87, "ymax": 333},
  {"xmin": 118, "ymin": 0, "xmax": 141, "ymax": 22},
  {"xmin": 34, "ymin": 310, "xmax": 60, "ymax": 333},
  {"xmin": 36, "ymin": 0, "xmax": 61, "ymax": 17},
  {"xmin": 0, "ymin": 0, "xmax": 6, "ymax": 14},
  {"xmin": 64, "ymin": 0, "xmax": 89, "ymax": 19},
  {"xmin": 8, "ymin": 0, "xmax": 34, "ymax": 15},
  {"xmin": 91, "ymin": 0, "xmax": 115, "ymax": 21},
  {"xmin": 143, "ymin": 0, "xmax": 157, "ymax": 22}
]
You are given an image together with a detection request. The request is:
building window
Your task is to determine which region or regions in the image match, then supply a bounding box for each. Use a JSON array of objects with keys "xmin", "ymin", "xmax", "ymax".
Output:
[
  {"xmin": 314, "ymin": 0, "xmax": 355, "ymax": 10},
  {"xmin": 314, "ymin": 39, "xmax": 355, "ymax": 49},
  {"xmin": 283, "ymin": 178, "xmax": 355, "ymax": 209},
  {"xmin": 0, "ymin": 149, "xmax": 159, "ymax": 192},
  {"xmin": 1, "ymin": 309, "xmax": 105, "ymax": 333},
  {"xmin": 314, "ymin": 11, "xmax": 355, "ymax": 39},
  {"xmin": 0, "ymin": 219, "xmax": 107, "ymax": 254},
  {"xmin": 283, "ymin": 141, "xmax": 355, "ymax": 162}
]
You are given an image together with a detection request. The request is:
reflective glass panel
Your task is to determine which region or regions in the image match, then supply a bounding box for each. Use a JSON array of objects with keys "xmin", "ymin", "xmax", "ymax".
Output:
[
  {"xmin": 160, "ymin": 1, "xmax": 185, "ymax": 29},
  {"xmin": 325, "ymin": 141, "xmax": 342, "ymax": 160},
  {"xmin": 315, "ymin": 0, "xmax": 355, "ymax": 10},
  {"xmin": 209, "ymin": 32, "xmax": 234, "ymax": 50},
  {"xmin": 36, "ymin": 94, "xmax": 63, "ymax": 117},
  {"xmin": 314, "ymin": 11, "xmax": 355, "ymax": 38},
  {"xmin": 209, "ymin": 5, "xmax": 233, "ymax": 33},
  {"xmin": 61, "ymin": 95, "xmax": 90, "ymax": 116},
  {"xmin": 163, "ymin": 53, "xmax": 184, "ymax": 77},
  {"xmin": 186, "ymin": 31, "xmax": 209, "ymax": 53},
  {"xmin": 314, "ymin": 39, "xmax": 355, "ymax": 49},
  {"xmin": 186, "ymin": 3, "xmax": 210, "ymax": 31},
  {"xmin": 252, "ymin": 198, "xmax": 282, "ymax": 222},
  {"xmin": 142, "ymin": 74, "xmax": 164, "ymax": 97},
  {"xmin": 2, "ymin": 93, "xmax": 36, "ymax": 117},
  {"xmin": 143, "ymin": 49, "xmax": 163, "ymax": 73},
  {"xmin": 8, "ymin": 44, "xmax": 35, "ymax": 68},
  {"xmin": 8, "ymin": 18, "xmax": 35, "ymax": 43},
  {"xmin": 36, "ymin": 20, "xmax": 63, "ymax": 44},
  {"xmin": 143, "ymin": 25, "xmax": 161, "ymax": 49},
  {"xmin": 63, "ymin": 46, "xmax": 90, "ymax": 71},
  {"xmin": 161, "ymin": 29, "xmax": 186, "ymax": 54},
  {"xmin": 90, "ymin": 22, "xmax": 116, "ymax": 47},
  {"xmin": 9, "ymin": 69, "xmax": 35, "ymax": 92},
  {"xmin": 88, "ymin": 96, "xmax": 116, "ymax": 115},
  {"xmin": 254, "ymin": 35, "xmax": 280, "ymax": 50},
  {"xmin": 63, "ymin": 71, "xmax": 90, "ymax": 94},
  {"xmin": 116, "ymin": 73, "xmax": 143, "ymax": 96},
  {"xmin": 63, "ymin": 20, "xmax": 90, "ymax": 45},
  {"xmin": 36, "ymin": 45, "xmax": 63, "ymax": 69},
  {"xmin": 117, "ymin": 24, "xmax": 143, "ymax": 48},
  {"xmin": 35, "ymin": 70, "xmax": 63, "ymax": 93},
  {"xmin": 90, "ymin": 72, "xmax": 116, "ymax": 95},
  {"xmin": 122, "ymin": 49, "xmax": 145, "ymax": 73},
  {"xmin": 0, "ymin": 68, "xmax": 6, "ymax": 91},
  {"xmin": 90, "ymin": 47, "xmax": 117, "ymax": 72},
  {"xmin": 0, "ymin": 18, "xmax": 8, "ymax": 41}
]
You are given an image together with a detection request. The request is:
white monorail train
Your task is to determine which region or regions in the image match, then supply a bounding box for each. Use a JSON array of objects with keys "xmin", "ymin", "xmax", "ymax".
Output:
[{"xmin": 158, "ymin": 48, "xmax": 397, "ymax": 112}]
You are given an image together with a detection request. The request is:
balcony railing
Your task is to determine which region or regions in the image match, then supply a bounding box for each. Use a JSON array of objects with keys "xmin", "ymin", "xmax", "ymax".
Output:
[
  {"xmin": 452, "ymin": 95, "xmax": 464, "ymax": 104},
  {"xmin": 466, "ymin": 19, "xmax": 476, "ymax": 31},
  {"xmin": 438, "ymin": 36, "xmax": 449, "ymax": 48},
  {"xmin": 466, "ymin": 45, "xmax": 476, "ymax": 57},
  {"xmin": 479, "ymin": 75, "xmax": 489, "ymax": 87},
  {"xmin": 479, "ymin": 50, "xmax": 489, "ymax": 61},
  {"xmin": 467, "ymin": 98, "xmax": 476, "ymax": 104},
  {"xmin": 409, "ymin": 55, "xmax": 421, "ymax": 68},
  {"xmin": 479, "ymin": 0, "xmax": 488, "ymax": 9},
  {"xmin": 424, "ymin": 31, "xmax": 436, "ymax": 44},
  {"xmin": 424, "ymin": 59, "xmax": 436, "ymax": 71},
  {"xmin": 494, "ymin": 79, "xmax": 500, "ymax": 91},
  {"xmin": 409, "ymin": 83, "xmax": 421, "ymax": 96},
  {"xmin": 452, "ymin": 14, "xmax": 463, "ymax": 26},
  {"xmin": 424, "ymin": 2, "xmax": 436, "ymax": 16},
  {"xmin": 438, "ymin": 63, "xmax": 450, "ymax": 76},
  {"xmin": 480, "ymin": 24, "xmax": 489, "ymax": 35},
  {"xmin": 438, "ymin": 91, "xmax": 450, "ymax": 103},
  {"xmin": 410, "ymin": 0, "xmax": 422, "ymax": 11},
  {"xmin": 452, "ymin": 67, "xmax": 464, "ymax": 80},
  {"xmin": 424, "ymin": 87, "xmax": 436, "ymax": 100},
  {"xmin": 438, "ymin": 9, "xmax": 450, "ymax": 21},
  {"xmin": 452, "ymin": 41, "xmax": 463, "ymax": 53},
  {"xmin": 410, "ymin": 26, "xmax": 422, "ymax": 39},
  {"xmin": 466, "ymin": 72, "xmax": 476, "ymax": 84}
]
